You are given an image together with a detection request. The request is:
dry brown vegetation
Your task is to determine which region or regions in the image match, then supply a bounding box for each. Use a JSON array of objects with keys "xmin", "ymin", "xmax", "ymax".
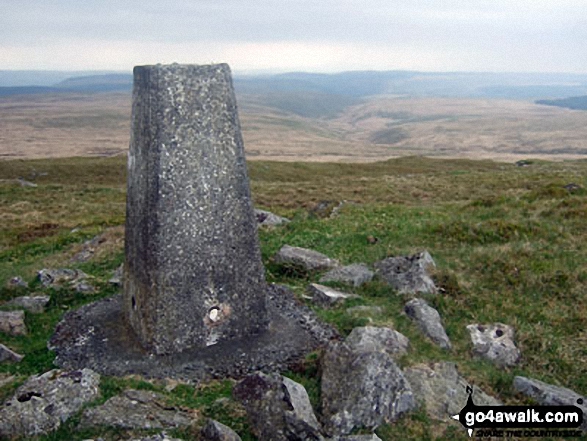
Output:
[{"xmin": 1, "ymin": 91, "xmax": 587, "ymax": 162}]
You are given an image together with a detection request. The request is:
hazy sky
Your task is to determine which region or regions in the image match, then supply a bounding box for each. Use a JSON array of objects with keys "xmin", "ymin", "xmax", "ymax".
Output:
[{"xmin": 2, "ymin": 0, "xmax": 586, "ymax": 73}]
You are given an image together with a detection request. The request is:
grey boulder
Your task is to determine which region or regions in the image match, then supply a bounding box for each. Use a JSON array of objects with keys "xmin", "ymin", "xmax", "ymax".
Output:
[
  {"xmin": 80, "ymin": 389, "xmax": 196, "ymax": 430},
  {"xmin": 404, "ymin": 362, "xmax": 501, "ymax": 421},
  {"xmin": 513, "ymin": 376, "xmax": 586, "ymax": 430},
  {"xmin": 3, "ymin": 295, "xmax": 50, "ymax": 314},
  {"xmin": 0, "ymin": 343, "xmax": 23, "ymax": 363},
  {"xmin": 0, "ymin": 369, "xmax": 100, "ymax": 438},
  {"xmin": 308, "ymin": 283, "xmax": 360, "ymax": 307},
  {"xmin": 320, "ymin": 328, "xmax": 416, "ymax": 436},
  {"xmin": 319, "ymin": 264, "xmax": 374, "ymax": 287},
  {"xmin": 374, "ymin": 251, "xmax": 437, "ymax": 295},
  {"xmin": 344, "ymin": 326, "xmax": 410, "ymax": 359},
  {"xmin": 233, "ymin": 372, "xmax": 323, "ymax": 441},
  {"xmin": 467, "ymin": 323, "xmax": 520, "ymax": 367},
  {"xmin": 272, "ymin": 245, "xmax": 339, "ymax": 273},
  {"xmin": 255, "ymin": 208, "xmax": 290, "ymax": 227},
  {"xmin": 7, "ymin": 276, "xmax": 28, "ymax": 289},
  {"xmin": 201, "ymin": 419, "xmax": 242, "ymax": 440},
  {"xmin": 0, "ymin": 310, "xmax": 27, "ymax": 335},
  {"xmin": 404, "ymin": 298, "xmax": 451, "ymax": 349}
]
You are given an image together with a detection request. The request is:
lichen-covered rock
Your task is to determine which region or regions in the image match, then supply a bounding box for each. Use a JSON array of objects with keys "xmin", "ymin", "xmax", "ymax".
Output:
[
  {"xmin": 467, "ymin": 323, "xmax": 520, "ymax": 367},
  {"xmin": 38, "ymin": 268, "xmax": 89, "ymax": 288},
  {"xmin": 374, "ymin": 251, "xmax": 437, "ymax": 295},
  {"xmin": 201, "ymin": 419, "xmax": 242, "ymax": 440},
  {"xmin": 320, "ymin": 330, "xmax": 416, "ymax": 436},
  {"xmin": 128, "ymin": 432, "xmax": 184, "ymax": 441},
  {"xmin": 308, "ymin": 283, "xmax": 360, "ymax": 307},
  {"xmin": 404, "ymin": 298, "xmax": 451, "ymax": 349},
  {"xmin": 513, "ymin": 376, "xmax": 587, "ymax": 430},
  {"xmin": 233, "ymin": 372, "xmax": 323, "ymax": 441},
  {"xmin": 0, "ymin": 343, "xmax": 23, "ymax": 363},
  {"xmin": 7, "ymin": 276, "xmax": 28, "ymax": 289},
  {"xmin": 80, "ymin": 389, "xmax": 197, "ymax": 430},
  {"xmin": 0, "ymin": 369, "xmax": 100, "ymax": 438},
  {"xmin": 254, "ymin": 209, "xmax": 290, "ymax": 227},
  {"xmin": 404, "ymin": 362, "xmax": 501, "ymax": 421},
  {"xmin": 3, "ymin": 295, "xmax": 50, "ymax": 314},
  {"xmin": 272, "ymin": 245, "xmax": 339, "ymax": 273},
  {"xmin": 0, "ymin": 310, "xmax": 27, "ymax": 335},
  {"xmin": 319, "ymin": 264, "xmax": 374, "ymax": 287},
  {"xmin": 344, "ymin": 326, "xmax": 409, "ymax": 359}
]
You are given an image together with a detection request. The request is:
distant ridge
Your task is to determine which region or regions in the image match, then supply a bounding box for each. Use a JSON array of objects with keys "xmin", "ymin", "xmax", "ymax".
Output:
[{"xmin": 536, "ymin": 95, "xmax": 587, "ymax": 111}]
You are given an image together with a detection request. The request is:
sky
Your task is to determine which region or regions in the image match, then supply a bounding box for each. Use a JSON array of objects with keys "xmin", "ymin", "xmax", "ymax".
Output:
[{"xmin": 1, "ymin": 0, "xmax": 586, "ymax": 74}]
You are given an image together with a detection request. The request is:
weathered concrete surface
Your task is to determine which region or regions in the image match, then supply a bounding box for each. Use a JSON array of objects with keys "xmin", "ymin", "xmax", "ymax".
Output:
[
  {"xmin": 125, "ymin": 63, "xmax": 267, "ymax": 354},
  {"xmin": 50, "ymin": 284, "xmax": 338, "ymax": 381}
]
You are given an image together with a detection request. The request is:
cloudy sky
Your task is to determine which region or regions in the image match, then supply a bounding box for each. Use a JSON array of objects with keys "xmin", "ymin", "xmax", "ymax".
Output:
[{"xmin": 1, "ymin": 0, "xmax": 586, "ymax": 73}]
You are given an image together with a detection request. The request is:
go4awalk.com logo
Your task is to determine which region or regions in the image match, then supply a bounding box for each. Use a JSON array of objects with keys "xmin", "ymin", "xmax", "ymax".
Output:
[{"xmin": 452, "ymin": 386, "xmax": 584, "ymax": 438}]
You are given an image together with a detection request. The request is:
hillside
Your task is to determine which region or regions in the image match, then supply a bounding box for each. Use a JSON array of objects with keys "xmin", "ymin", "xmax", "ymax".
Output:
[{"xmin": 536, "ymin": 95, "xmax": 587, "ymax": 111}]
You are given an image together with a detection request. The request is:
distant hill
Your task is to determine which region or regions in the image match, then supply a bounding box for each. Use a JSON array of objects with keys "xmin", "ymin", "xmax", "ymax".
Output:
[
  {"xmin": 55, "ymin": 74, "xmax": 132, "ymax": 92},
  {"xmin": 536, "ymin": 95, "xmax": 587, "ymax": 111}
]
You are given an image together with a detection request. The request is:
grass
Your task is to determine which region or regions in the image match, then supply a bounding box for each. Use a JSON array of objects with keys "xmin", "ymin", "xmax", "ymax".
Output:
[{"xmin": 0, "ymin": 155, "xmax": 586, "ymax": 440}]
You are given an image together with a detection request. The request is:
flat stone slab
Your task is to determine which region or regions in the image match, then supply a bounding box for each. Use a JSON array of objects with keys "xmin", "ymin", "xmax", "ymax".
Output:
[
  {"xmin": 49, "ymin": 285, "xmax": 338, "ymax": 382},
  {"xmin": 0, "ymin": 310, "xmax": 27, "ymax": 336},
  {"xmin": 272, "ymin": 245, "xmax": 339, "ymax": 272},
  {"xmin": 0, "ymin": 343, "xmax": 23, "ymax": 363},
  {"xmin": 373, "ymin": 251, "xmax": 437, "ymax": 295},
  {"xmin": 404, "ymin": 298, "xmax": 451, "ymax": 350},
  {"xmin": 3, "ymin": 295, "xmax": 50, "ymax": 314},
  {"xmin": 308, "ymin": 283, "xmax": 360, "ymax": 307},
  {"xmin": 319, "ymin": 263, "xmax": 374, "ymax": 287},
  {"xmin": 254, "ymin": 209, "xmax": 290, "ymax": 227},
  {"xmin": 467, "ymin": 323, "xmax": 520, "ymax": 367}
]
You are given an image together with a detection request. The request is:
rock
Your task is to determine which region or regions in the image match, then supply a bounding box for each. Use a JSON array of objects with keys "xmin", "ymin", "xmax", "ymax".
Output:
[
  {"xmin": 319, "ymin": 264, "xmax": 374, "ymax": 287},
  {"xmin": 0, "ymin": 310, "xmax": 27, "ymax": 335},
  {"xmin": 254, "ymin": 208, "xmax": 290, "ymax": 227},
  {"xmin": 332, "ymin": 436, "xmax": 382, "ymax": 441},
  {"xmin": 515, "ymin": 160, "xmax": 532, "ymax": 167},
  {"xmin": 320, "ymin": 330, "xmax": 416, "ymax": 436},
  {"xmin": 564, "ymin": 183, "xmax": 582, "ymax": 192},
  {"xmin": 109, "ymin": 264, "xmax": 123, "ymax": 287},
  {"xmin": 373, "ymin": 251, "xmax": 437, "ymax": 295},
  {"xmin": 345, "ymin": 326, "xmax": 409, "ymax": 359},
  {"xmin": 309, "ymin": 200, "xmax": 339, "ymax": 218},
  {"xmin": 0, "ymin": 369, "xmax": 100, "ymax": 438},
  {"xmin": 128, "ymin": 432, "xmax": 184, "ymax": 441},
  {"xmin": 513, "ymin": 376, "xmax": 587, "ymax": 430},
  {"xmin": 201, "ymin": 419, "xmax": 242, "ymax": 440},
  {"xmin": 308, "ymin": 283, "xmax": 360, "ymax": 307},
  {"xmin": 38, "ymin": 268, "xmax": 89, "ymax": 289},
  {"xmin": 0, "ymin": 374, "xmax": 15, "ymax": 388},
  {"xmin": 346, "ymin": 305, "xmax": 383, "ymax": 317},
  {"xmin": 404, "ymin": 298, "xmax": 451, "ymax": 349},
  {"xmin": 74, "ymin": 281, "xmax": 96, "ymax": 294},
  {"xmin": 7, "ymin": 276, "xmax": 28, "ymax": 289},
  {"xmin": 70, "ymin": 232, "xmax": 110, "ymax": 263},
  {"xmin": 272, "ymin": 245, "xmax": 339, "ymax": 273},
  {"xmin": 233, "ymin": 372, "xmax": 323, "ymax": 441},
  {"xmin": 466, "ymin": 323, "xmax": 521, "ymax": 367},
  {"xmin": 80, "ymin": 389, "xmax": 196, "ymax": 430},
  {"xmin": 404, "ymin": 362, "xmax": 501, "ymax": 421},
  {"xmin": 17, "ymin": 178, "xmax": 37, "ymax": 187},
  {"xmin": 0, "ymin": 343, "xmax": 23, "ymax": 363},
  {"xmin": 3, "ymin": 295, "xmax": 50, "ymax": 313}
]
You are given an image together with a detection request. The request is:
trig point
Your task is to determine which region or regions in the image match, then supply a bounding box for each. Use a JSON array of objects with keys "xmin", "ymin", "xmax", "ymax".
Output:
[
  {"xmin": 125, "ymin": 63, "xmax": 268, "ymax": 354},
  {"xmin": 49, "ymin": 63, "xmax": 336, "ymax": 381}
]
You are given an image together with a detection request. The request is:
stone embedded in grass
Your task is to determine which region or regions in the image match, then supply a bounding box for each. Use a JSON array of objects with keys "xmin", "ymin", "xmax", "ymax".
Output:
[
  {"xmin": 108, "ymin": 264, "xmax": 123, "ymax": 287},
  {"xmin": 0, "ymin": 343, "xmax": 23, "ymax": 363},
  {"xmin": 254, "ymin": 208, "xmax": 290, "ymax": 227},
  {"xmin": 466, "ymin": 323, "xmax": 521, "ymax": 368},
  {"xmin": 38, "ymin": 268, "xmax": 90, "ymax": 289},
  {"xmin": 0, "ymin": 369, "xmax": 100, "ymax": 438},
  {"xmin": 404, "ymin": 298, "xmax": 451, "ymax": 350},
  {"xmin": 308, "ymin": 283, "xmax": 360, "ymax": 307},
  {"xmin": 129, "ymin": 432, "xmax": 184, "ymax": 441},
  {"xmin": 272, "ymin": 244, "xmax": 339, "ymax": 273},
  {"xmin": 319, "ymin": 263, "xmax": 374, "ymax": 287},
  {"xmin": 345, "ymin": 326, "xmax": 409, "ymax": 359},
  {"xmin": 233, "ymin": 372, "xmax": 322, "ymax": 441},
  {"xmin": 3, "ymin": 295, "xmax": 50, "ymax": 314},
  {"xmin": 335, "ymin": 435, "xmax": 383, "ymax": 441},
  {"xmin": 80, "ymin": 389, "xmax": 197, "ymax": 430},
  {"xmin": 320, "ymin": 327, "xmax": 415, "ymax": 436},
  {"xmin": 404, "ymin": 362, "xmax": 502, "ymax": 421},
  {"xmin": 373, "ymin": 251, "xmax": 437, "ymax": 295},
  {"xmin": 7, "ymin": 276, "xmax": 28, "ymax": 289},
  {"xmin": 346, "ymin": 305, "xmax": 384, "ymax": 317},
  {"xmin": 201, "ymin": 419, "xmax": 242, "ymax": 441},
  {"xmin": 0, "ymin": 310, "xmax": 27, "ymax": 335},
  {"xmin": 513, "ymin": 376, "xmax": 587, "ymax": 431}
]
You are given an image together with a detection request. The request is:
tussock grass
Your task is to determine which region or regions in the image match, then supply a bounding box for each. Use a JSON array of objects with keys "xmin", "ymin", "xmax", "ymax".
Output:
[{"xmin": 0, "ymin": 155, "xmax": 586, "ymax": 440}]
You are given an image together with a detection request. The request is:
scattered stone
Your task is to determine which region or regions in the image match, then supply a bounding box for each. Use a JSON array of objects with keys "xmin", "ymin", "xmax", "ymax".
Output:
[
  {"xmin": 17, "ymin": 178, "xmax": 37, "ymax": 187},
  {"xmin": 7, "ymin": 276, "xmax": 28, "ymax": 289},
  {"xmin": 74, "ymin": 281, "xmax": 96, "ymax": 294},
  {"xmin": 0, "ymin": 310, "xmax": 27, "ymax": 335},
  {"xmin": 515, "ymin": 160, "xmax": 532, "ymax": 167},
  {"xmin": 309, "ymin": 200, "xmax": 339, "ymax": 218},
  {"xmin": 346, "ymin": 305, "xmax": 383, "ymax": 317},
  {"xmin": 332, "ymin": 436, "xmax": 382, "ymax": 441},
  {"xmin": 109, "ymin": 264, "xmax": 123, "ymax": 287},
  {"xmin": 513, "ymin": 376, "xmax": 587, "ymax": 430},
  {"xmin": 233, "ymin": 372, "xmax": 323, "ymax": 441},
  {"xmin": 129, "ymin": 432, "xmax": 184, "ymax": 441},
  {"xmin": 70, "ymin": 233, "xmax": 108, "ymax": 263},
  {"xmin": 0, "ymin": 369, "xmax": 100, "ymax": 438},
  {"xmin": 404, "ymin": 362, "xmax": 501, "ymax": 421},
  {"xmin": 404, "ymin": 298, "xmax": 451, "ymax": 350},
  {"xmin": 319, "ymin": 263, "xmax": 374, "ymax": 287},
  {"xmin": 345, "ymin": 326, "xmax": 409, "ymax": 359},
  {"xmin": 80, "ymin": 389, "xmax": 196, "ymax": 430},
  {"xmin": 272, "ymin": 245, "xmax": 339, "ymax": 273},
  {"xmin": 254, "ymin": 208, "xmax": 290, "ymax": 227},
  {"xmin": 374, "ymin": 251, "xmax": 437, "ymax": 295},
  {"xmin": 201, "ymin": 419, "xmax": 242, "ymax": 441},
  {"xmin": 38, "ymin": 268, "xmax": 89, "ymax": 289},
  {"xmin": 366, "ymin": 235, "xmax": 379, "ymax": 245},
  {"xmin": 564, "ymin": 183, "xmax": 582, "ymax": 192},
  {"xmin": 466, "ymin": 323, "xmax": 521, "ymax": 367},
  {"xmin": 3, "ymin": 295, "xmax": 50, "ymax": 314},
  {"xmin": 0, "ymin": 343, "xmax": 23, "ymax": 363},
  {"xmin": 320, "ymin": 330, "xmax": 416, "ymax": 436},
  {"xmin": 308, "ymin": 283, "xmax": 360, "ymax": 307}
]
